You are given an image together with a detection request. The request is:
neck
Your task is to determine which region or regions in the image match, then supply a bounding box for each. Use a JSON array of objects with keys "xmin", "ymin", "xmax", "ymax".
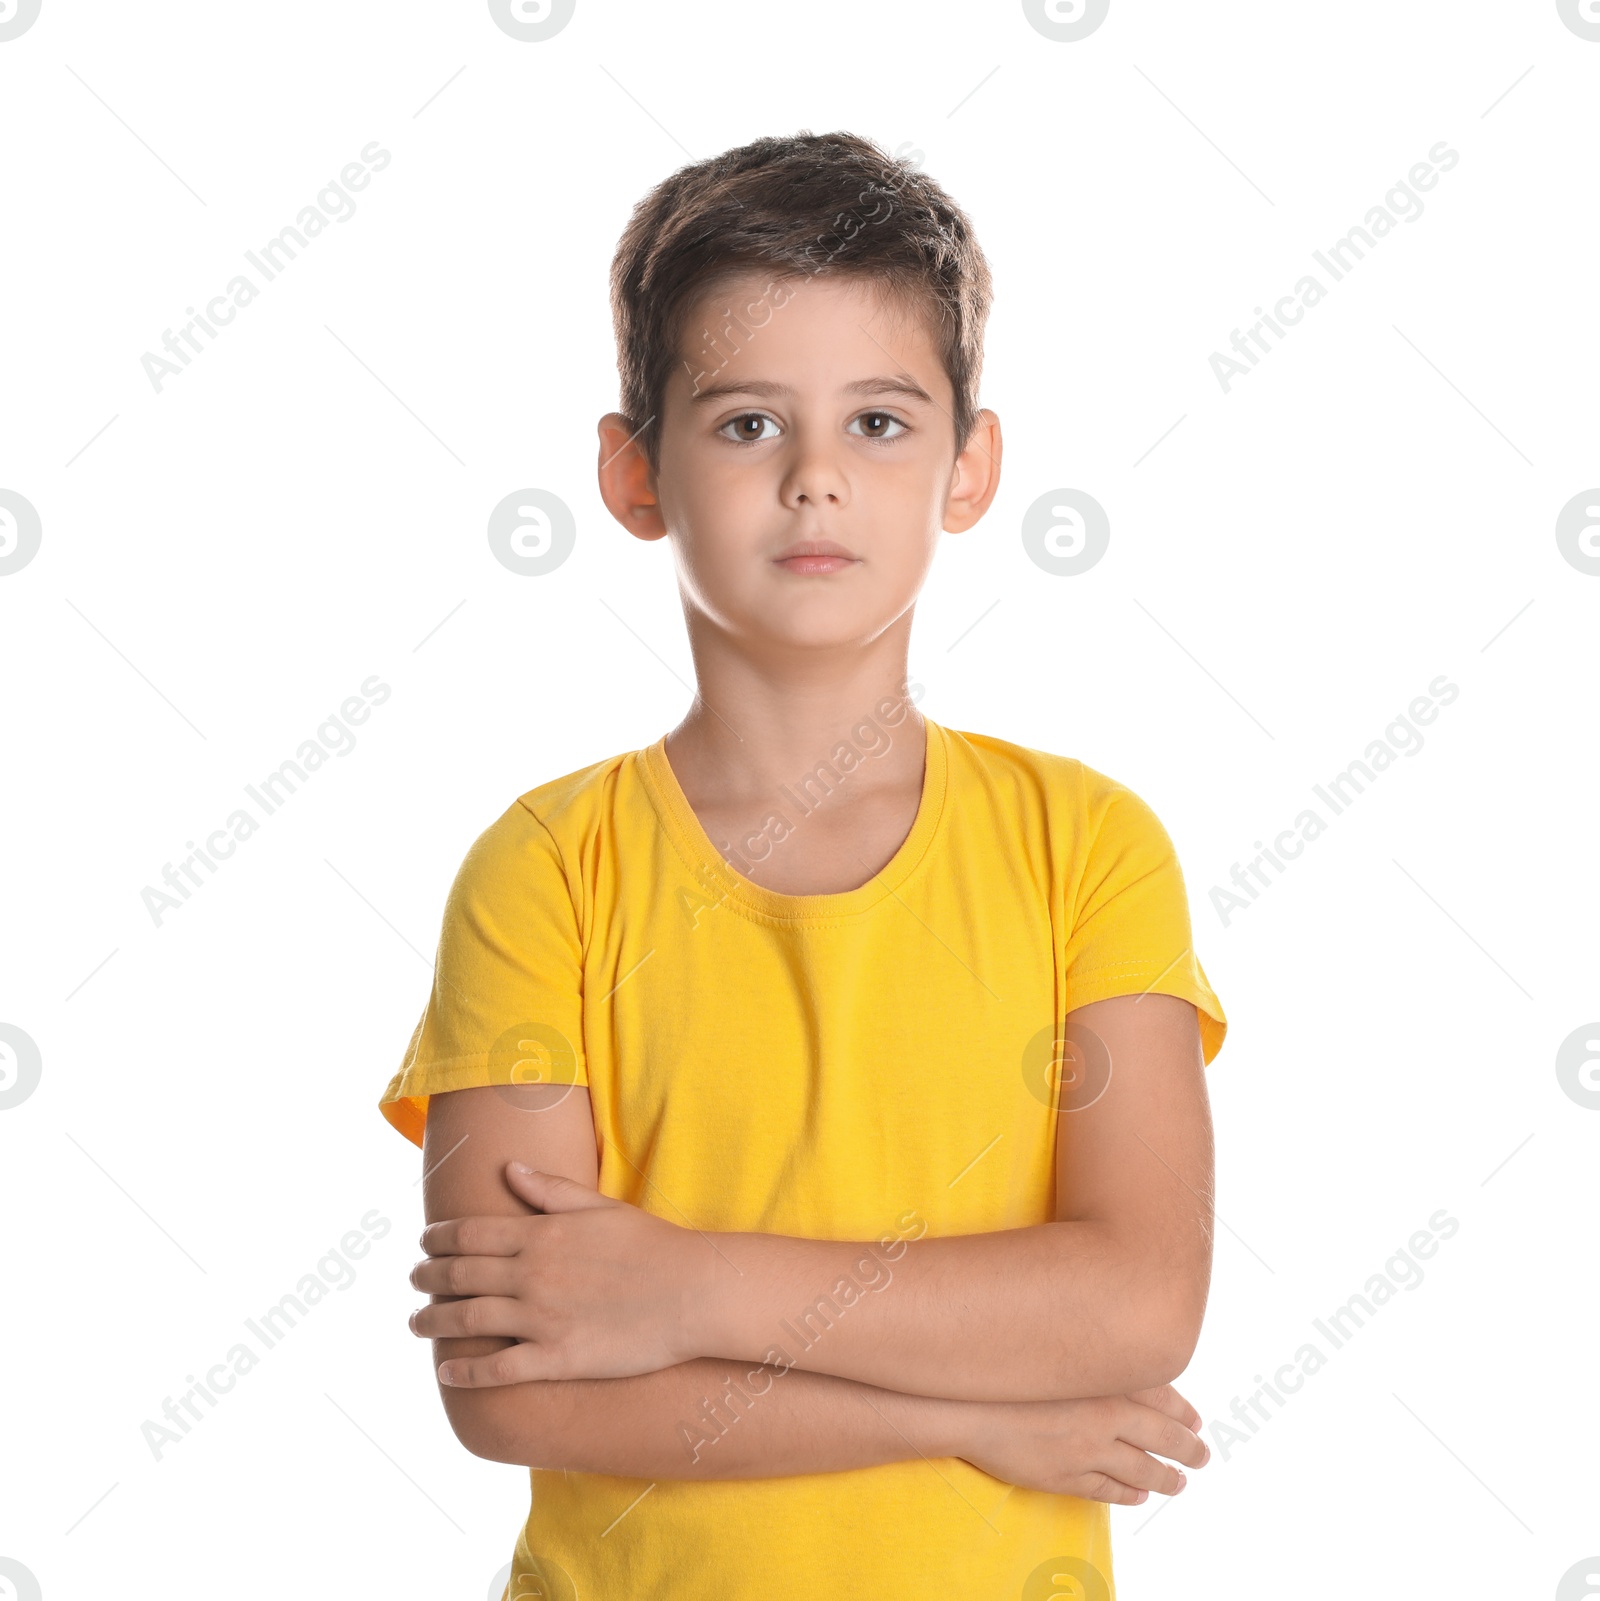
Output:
[{"xmin": 664, "ymin": 625, "xmax": 924, "ymax": 810}]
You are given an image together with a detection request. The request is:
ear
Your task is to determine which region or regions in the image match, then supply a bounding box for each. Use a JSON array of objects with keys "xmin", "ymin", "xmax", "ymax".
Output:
[
  {"xmin": 943, "ymin": 408, "xmax": 1003, "ymax": 534},
  {"xmin": 597, "ymin": 411, "xmax": 668, "ymax": 543}
]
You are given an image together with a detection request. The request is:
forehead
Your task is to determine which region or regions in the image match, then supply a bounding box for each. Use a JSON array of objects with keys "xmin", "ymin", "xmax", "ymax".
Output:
[{"xmin": 672, "ymin": 269, "xmax": 945, "ymax": 398}]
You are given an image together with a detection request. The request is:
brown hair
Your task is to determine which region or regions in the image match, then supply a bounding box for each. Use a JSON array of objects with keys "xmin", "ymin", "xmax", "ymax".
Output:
[{"xmin": 608, "ymin": 130, "xmax": 993, "ymax": 474}]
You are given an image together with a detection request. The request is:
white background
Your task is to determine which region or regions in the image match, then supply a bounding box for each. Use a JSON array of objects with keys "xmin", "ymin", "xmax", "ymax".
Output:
[{"xmin": 2, "ymin": 1, "xmax": 1596, "ymax": 1597}]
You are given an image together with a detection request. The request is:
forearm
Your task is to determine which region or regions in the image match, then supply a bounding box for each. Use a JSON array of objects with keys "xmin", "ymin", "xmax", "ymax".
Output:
[
  {"xmin": 692, "ymin": 1218, "xmax": 1183, "ymax": 1403},
  {"xmin": 471, "ymin": 1355, "xmax": 971, "ymax": 1480}
]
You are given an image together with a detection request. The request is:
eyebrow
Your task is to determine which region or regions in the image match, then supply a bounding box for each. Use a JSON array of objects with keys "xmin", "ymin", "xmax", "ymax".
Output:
[{"xmin": 688, "ymin": 375, "xmax": 936, "ymax": 408}]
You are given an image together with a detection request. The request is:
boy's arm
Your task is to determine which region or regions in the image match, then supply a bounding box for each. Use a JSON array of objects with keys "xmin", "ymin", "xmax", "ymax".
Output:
[
  {"xmin": 418, "ymin": 1083, "xmax": 969, "ymax": 1477},
  {"xmin": 470, "ymin": 1356, "xmax": 971, "ymax": 1479},
  {"xmin": 686, "ymin": 993, "xmax": 1215, "ymax": 1403},
  {"xmin": 421, "ymin": 991, "xmax": 1212, "ymax": 1413}
]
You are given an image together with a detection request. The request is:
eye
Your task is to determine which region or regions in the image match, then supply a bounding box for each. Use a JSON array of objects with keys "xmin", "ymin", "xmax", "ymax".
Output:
[
  {"xmin": 719, "ymin": 412, "xmax": 781, "ymax": 444},
  {"xmin": 849, "ymin": 410, "xmax": 910, "ymax": 442}
]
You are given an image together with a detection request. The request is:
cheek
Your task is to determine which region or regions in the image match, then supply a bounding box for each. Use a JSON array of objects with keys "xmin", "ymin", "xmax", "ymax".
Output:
[
  {"xmin": 678, "ymin": 453, "xmax": 762, "ymax": 523},
  {"xmin": 666, "ymin": 495, "xmax": 766, "ymax": 616},
  {"xmin": 680, "ymin": 485, "xmax": 761, "ymax": 570},
  {"xmin": 864, "ymin": 475, "xmax": 945, "ymax": 553}
]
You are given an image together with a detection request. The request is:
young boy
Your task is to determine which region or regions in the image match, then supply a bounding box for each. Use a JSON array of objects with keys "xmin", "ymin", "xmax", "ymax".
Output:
[{"xmin": 378, "ymin": 130, "xmax": 1226, "ymax": 1601}]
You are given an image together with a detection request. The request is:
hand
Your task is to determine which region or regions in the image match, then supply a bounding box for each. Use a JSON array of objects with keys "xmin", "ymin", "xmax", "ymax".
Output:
[
  {"xmin": 408, "ymin": 1165, "xmax": 709, "ymax": 1387},
  {"xmin": 955, "ymin": 1383, "xmax": 1210, "ymax": 1504}
]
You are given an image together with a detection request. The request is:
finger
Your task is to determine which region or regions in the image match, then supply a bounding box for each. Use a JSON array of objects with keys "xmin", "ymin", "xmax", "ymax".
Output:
[
  {"xmin": 418, "ymin": 1214, "xmax": 527, "ymax": 1259},
  {"xmin": 504, "ymin": 1166, "xmax": 615, "ymax": 1213},
  {"xmin": 408, "ymin": 1254, "xmax": 522, "ymax": 1297},
  {"xmin": 1067, "ymin": 1472, "xmax": 1152, "ymax": 1507},
  {"xmin": 1126, "ymin": 1383, "xmax": 1204, "ymax": 1435},
  {"xmin": 412, "ymin": 1295, "xmax": 532, "ymax": 1342},
  {"xmin": 1115, "ymin": 1402, "xmax": 1211, "ymax": 1471},
  {"xmin": 437, "ymin": 1341, "xmax": 561, "ymax": 1388},
  {"xmin": 1094, "ymin": 1440, "xmax": 1189, "ymax": 1498}
]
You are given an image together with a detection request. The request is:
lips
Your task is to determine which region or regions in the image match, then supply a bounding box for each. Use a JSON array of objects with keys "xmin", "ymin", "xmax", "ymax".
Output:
[
  {"xmin": 772, "ymin": 541, "xmax": 860, "ymax": 576},
  {"xmin": 773, "ymin": 540, "xmax": 858, "ymax": 561}
]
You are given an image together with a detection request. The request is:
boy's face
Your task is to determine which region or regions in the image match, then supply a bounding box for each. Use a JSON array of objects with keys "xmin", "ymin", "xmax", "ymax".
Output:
[{"xmin": 598, "ymin": 270, "xmax": 1000, "ymax": 654}]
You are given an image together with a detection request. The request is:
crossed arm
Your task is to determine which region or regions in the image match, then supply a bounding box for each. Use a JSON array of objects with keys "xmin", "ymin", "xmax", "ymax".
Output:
[{"xmin": 411, "ymin": 991, "xmax": 1214, "ymax": 1477}]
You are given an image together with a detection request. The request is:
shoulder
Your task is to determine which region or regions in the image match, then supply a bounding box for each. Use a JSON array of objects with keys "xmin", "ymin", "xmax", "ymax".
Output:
[
  {"xmin": 940, "ymin": 724, "xmax": 1172, "ymax": 849},
  {"xmin": 940, "ymin": 723, "xmax": 1084, "ymax": 793},
  {"xmin": 453, "ymin": 746, "xmax": 635, "ymax": 885},
  {"xmin": 940, "ymin": 724, "xmax": 1147, "ymax": 812}
]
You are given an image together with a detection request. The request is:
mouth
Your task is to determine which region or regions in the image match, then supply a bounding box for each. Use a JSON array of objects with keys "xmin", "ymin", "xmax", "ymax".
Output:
[{"xmin": 772, "ymin": 539, "xmax": 860, "ymax": 575}]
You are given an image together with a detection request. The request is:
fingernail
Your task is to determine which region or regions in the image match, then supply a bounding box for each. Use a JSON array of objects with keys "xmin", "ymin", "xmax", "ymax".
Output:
[
  {"xmin": 1175, "ymin": 1470, "xmax": 1187, "ymax": 1489},
  {"xmin": 438, "ymin": 1364, "xmax": 456, "ymax": 1385}
]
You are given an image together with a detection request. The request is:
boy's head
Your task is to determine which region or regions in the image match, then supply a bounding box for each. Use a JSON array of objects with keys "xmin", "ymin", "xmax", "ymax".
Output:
[{"xmin": 598, "ymin": 130, "xmax": 1001, "ymax": 657}]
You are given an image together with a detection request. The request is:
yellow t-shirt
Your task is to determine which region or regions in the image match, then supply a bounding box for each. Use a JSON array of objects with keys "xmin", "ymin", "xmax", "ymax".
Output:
[{"xmin": 379, "ymin": 714, "xmax": 1227, "ymax": 1601}]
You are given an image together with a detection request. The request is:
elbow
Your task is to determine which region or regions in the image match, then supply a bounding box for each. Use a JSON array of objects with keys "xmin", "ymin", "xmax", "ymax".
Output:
[
  {"xmin": 1095, "ymin": 1258, "xmax": 1208, "ymax": 1393},
  {"xmin": 1133, "ymin": 1330, "xmax": 1199, "ymax": 1392},
  {"xmin": 442, "ymin": 1386, "xmax": 561, "ymax": 1470},
  {"xmin": 1133, "ymin": 1281, "xmax": 1208, "ymax": 1389},
  {"xmin": 431, "ymin": 1334, "xmax": 565, "ymax": 1468},
  {"xmin": 443, "ymin": 1392, "xmax": 509, "ymax": 1463}
]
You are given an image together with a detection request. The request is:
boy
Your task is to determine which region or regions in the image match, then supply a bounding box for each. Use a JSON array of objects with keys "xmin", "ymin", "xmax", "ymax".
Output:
[{"xmin": 379, "ymin": 130, "xmax": 1226, "ymax": 1600}]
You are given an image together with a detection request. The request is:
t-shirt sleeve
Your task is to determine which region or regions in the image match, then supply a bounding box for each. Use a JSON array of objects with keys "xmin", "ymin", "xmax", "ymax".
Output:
[
  {"xmin": 1062, "ymin": 770, "xmax": 1228, "ymax": 1066},
  {"xmin": 377, "ymin": 797, "xmax": 588, "ymax": 1148}
]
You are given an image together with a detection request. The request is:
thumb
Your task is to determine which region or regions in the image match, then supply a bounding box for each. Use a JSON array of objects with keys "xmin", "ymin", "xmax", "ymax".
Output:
[{"xmin": 505, "ymin": 1163, "xmax": 611, "ymax": 1213}]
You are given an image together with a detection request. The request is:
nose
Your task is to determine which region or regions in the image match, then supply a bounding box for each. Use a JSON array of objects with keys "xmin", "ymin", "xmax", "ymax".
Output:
[{"xmin": 781, "ymin": 430, "xmax": 850, "ymax": 509}]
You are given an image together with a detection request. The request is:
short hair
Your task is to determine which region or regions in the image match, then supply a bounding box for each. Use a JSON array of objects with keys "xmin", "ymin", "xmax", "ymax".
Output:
[{"xmin": 608, "ymin": 130, "xmax": 993, "ymax": 474}]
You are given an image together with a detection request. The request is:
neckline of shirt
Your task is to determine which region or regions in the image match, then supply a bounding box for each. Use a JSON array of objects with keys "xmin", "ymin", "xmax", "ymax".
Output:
[{"xmin": 638, "ymin": 715, "xmax": 951, "ymax": 923}]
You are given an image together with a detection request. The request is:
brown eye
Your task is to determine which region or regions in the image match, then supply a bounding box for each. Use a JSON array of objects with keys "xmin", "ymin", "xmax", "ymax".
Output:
[
  {"xmin": 720, "ymin": 413, "xmax": 778, "ymax": 443},
  {"xmin": 850, "ymin": 411, "xmax": 908, "ymax": 441}
]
